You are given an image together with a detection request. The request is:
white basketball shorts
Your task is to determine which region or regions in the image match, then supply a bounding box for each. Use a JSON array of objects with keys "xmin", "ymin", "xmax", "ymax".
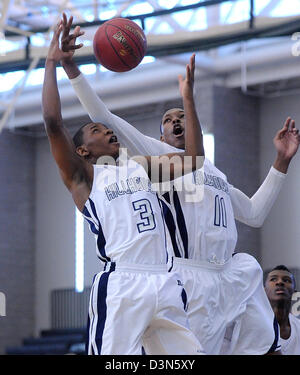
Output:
[
  {"xmin": 86, "ymin": 261, "xmax": 205, "ymax": 355},
  {"xmin": 170, "ymin": 252, "xmax": 280, "ymax": 355}
]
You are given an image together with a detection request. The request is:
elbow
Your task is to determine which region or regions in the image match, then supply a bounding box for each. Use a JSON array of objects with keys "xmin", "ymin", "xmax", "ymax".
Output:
[
  {"xmin": 238, "ymin": 217, "xmax": 264, "ymax": 228},
  {"xmin": 43, "ymin": 115, "xmax": 61, "ymax": 134},
  {"xmin": 251, "ymin": 221, "xmax": 264, "ymax": 228}
]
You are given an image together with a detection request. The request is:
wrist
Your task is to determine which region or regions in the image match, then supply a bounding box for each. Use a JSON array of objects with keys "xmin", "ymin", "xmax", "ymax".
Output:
[
  {"xmin": 60, "ymin": 58, "xmax": 75, "ymax": 67},
  {"xmin": 273, "ymin": 155, "xmax": 291, "ymax": 174},
  {"xmin": 45, "ymin": 58, "xmax": 58, "ymax": 66},
  {"xmin": 182, "ymin": 94, "xmax": 195, "ymax": 104}
]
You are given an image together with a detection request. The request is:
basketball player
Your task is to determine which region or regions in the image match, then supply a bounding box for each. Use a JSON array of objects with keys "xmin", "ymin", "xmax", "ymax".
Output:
[
  {"xmin": 265, "ymin": 266, "xmax": 300, "ymax": 355},
  {"xmin": 60, "ymin": 15, "xmax": 300, "ymax": 354},
  {"xmin": 43, "ymin": 20, "xmax": 205, "ymax": 355}
]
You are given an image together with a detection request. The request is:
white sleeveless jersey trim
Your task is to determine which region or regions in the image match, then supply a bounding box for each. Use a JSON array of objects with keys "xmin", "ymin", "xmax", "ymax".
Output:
[
  {"xmin": 160, "ymin": 159, "xmax": 238, "ymax": 264},
  {"xmin": 280, "ymin": 313, "xmax": 300, "ymax": 355},
  {"xmin": 82, "ymin": 159, "xmax": 168, "ymax": 265}
]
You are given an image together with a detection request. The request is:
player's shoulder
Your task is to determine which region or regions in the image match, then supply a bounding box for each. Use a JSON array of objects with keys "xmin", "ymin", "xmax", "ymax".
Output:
[
  {"xmin": 204, "ymin": 159, "xmax": 228, "ymax": 181},
  {"xmin": 290, "ymin": 313, "xmax": 300, "ymax": 327}
]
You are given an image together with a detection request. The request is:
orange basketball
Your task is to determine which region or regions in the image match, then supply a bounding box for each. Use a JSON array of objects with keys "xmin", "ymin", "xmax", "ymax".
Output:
[{"xmin": 93, "ymin": 18, "xmax": 147, "ymax": 72}]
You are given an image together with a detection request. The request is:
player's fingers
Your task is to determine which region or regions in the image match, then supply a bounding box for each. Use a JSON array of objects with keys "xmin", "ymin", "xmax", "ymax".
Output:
[
  {"xmin": 67, "ymin": 31, "xmax": 84, "ymax": 42},
  {"xmin": 290, "ymin": 119, "xmax": 296, "ymax": 130},
  {"xmin": 62, "ymin": 14, "xmax": 72, "ymax": 38},
  {"xmin": 67, "ymin": 43, "xmax": 83, "ymax": 50},
  {"xmin": 277, "ymin": 117, "xmax": 291, "ymax": 137},
  {"xmin": 74, "ymin": 26, "xmax": 84, "ymax": 37},
  {"xmin": 53, "ymin": 21, "xmax": 63, "ymax": 39},
  {"xmin": 62, "ymin": 12, "xmax": 67, "ymax": 25},
  {"xmin": 283, "ymin": 117, "xmax": 291, "ymax": 129},
  {"xmin": 186, "ymin": 64, "xmax": 190, "ymax": 81},
  {"xmin": 190, "ymin": 53, "xmax": 195, "ymax": 72},
  {"xmin": 178, "ymin": 74, "xmax": 183, "ymax": 82},
  {"xmin": 61, "ymin": 14, "xmax": 70, "ymax": 38},
  {"xmin": 67, "ymin": 15, "xmax": 73, "ymax": 30}
]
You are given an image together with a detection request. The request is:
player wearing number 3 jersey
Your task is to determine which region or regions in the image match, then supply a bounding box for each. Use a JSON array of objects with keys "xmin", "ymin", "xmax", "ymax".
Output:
[{"xmin": 42, "ymin": 18, "xmax": 205, "ymax": 355}]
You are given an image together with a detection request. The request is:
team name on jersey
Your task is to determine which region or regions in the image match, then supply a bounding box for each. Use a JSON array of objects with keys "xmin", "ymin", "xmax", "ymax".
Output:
[
  {"xmin": 193, "ymin": 170, "xmax": 229, "ymax": 194},
  {"xmin": 105, "ymin": 176, "xmax": 155, "ymax": 201}
]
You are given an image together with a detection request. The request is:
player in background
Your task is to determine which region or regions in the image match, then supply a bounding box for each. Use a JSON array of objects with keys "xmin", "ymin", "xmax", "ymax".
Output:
[
  {"xmin": 42, "ymin": 20, "xmax": 205, "ymax": 355},
  {"xmin": 59, "ymin": 14, "xmax": 300, "ymax": 354},
  {"xmin": 265, "ymin": 266, "xmax": 300, "ymax": 355}
]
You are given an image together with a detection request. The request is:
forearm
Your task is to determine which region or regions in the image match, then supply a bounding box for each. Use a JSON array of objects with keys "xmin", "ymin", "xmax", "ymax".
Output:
[
  {"xmin": 230, "ymin": 166, "xmax": 286, "ymax": 227},
  {"xmin": 273, "ymin": 154, "xmax": 291, "ymax": 174},
  {"xmin": 61, "ymin": 58, "xmax": 81, "ymax": 79},
  {"xmin": 68, "ymin": 72, "xmax": 178, "ymax": 156},
  {"xmin": 183, "ymin": 95, "xmax": 204, "ymax": 169},
  {"xmin": 42, "ymin": 59, "xmax": 63, "ymax": 131}
]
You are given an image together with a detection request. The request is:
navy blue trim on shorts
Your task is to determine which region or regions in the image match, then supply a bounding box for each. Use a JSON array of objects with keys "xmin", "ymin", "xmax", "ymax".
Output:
[
  {"xmin": 181, "ymin": 287, "xmax": 188, "ymax": 312},
  {"xmin": 168, "ymin": 256, "xmax": 174, "ymax": 272},
  {"xmin": 88, "ymin": 263, "xmax": 116, "ymax": 355}
]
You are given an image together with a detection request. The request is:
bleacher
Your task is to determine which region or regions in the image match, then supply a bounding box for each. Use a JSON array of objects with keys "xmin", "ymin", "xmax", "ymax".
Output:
[{"xmin": 5, "ymin": 328, "xmax": 86, "ymax": 355}]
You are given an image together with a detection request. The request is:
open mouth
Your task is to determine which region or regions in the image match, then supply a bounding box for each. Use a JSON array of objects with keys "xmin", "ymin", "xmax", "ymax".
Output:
[
  {"xmin": 173, "ymin": 124, "xmax": 184, "ymax": 137},
  {"xmin": 275, "ymin": 288, "xmax": 286, "ymax": 294},
  {"xmin": 109, "ymin": 135, "xmax": 118, "ymax": 143}
]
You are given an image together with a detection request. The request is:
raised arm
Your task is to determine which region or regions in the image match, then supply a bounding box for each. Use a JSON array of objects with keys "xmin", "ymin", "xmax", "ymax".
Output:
[
  {"xmin": 60, "ymin": 13, "xmax": 178, "ymax": 157},
  {"xmin": 134, "ymin": 54, "xmax": 204, "ymax": 182},
  {"xmin": 230, "ymin": 117, "xmax": 300, "ymax": 227},
  {"xmin": 42, "ymin": 20, "xmax": 91, "ymax": 210}
]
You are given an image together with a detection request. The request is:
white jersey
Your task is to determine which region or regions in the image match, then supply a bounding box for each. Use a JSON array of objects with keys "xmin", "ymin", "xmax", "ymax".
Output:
[
  {"xmin": 71, "ymin": 73, "xmax": 286, "ymax": 262},
  {"xmin": 280, "ymin": 314, "xmax": 300, "ymax": 355},
  {"xmin": 160, "ymin": 159, "xmax": 237, "ymax": 263},
  {"xmin": 83, "ymin": 159, "xmax": 167, "ymax": 265}
]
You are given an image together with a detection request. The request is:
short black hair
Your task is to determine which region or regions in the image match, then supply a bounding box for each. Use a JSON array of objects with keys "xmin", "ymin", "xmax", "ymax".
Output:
[
  {"xmin": 72, "ymin": 124, "xmax": 88, "ymax": 148},
  {"xmin": 266, "ymin": 265, "xmax": 296, "ymax": 290},
  {"xmin": 271, "ymin": 265, "xmax": 292, "ymax": 273}
]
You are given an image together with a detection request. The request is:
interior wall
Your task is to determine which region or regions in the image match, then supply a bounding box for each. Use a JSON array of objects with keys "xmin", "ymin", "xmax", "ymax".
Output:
[
  {"xmin": 0, "ymin": 130, "xmax": 35, "ymax": 354},
  {"xmin": 260, "ymin": 92, "xmax": 300, "ymax": 271},
  {"xmin": 213, "ymin": 86, "xmax": 261, "ymax": 261}
]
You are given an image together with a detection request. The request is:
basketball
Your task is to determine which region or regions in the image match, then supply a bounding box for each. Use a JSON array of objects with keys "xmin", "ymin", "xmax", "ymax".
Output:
[{"xmin": 93, "ymin": 18, "xmax": 147, "ymax": 72}]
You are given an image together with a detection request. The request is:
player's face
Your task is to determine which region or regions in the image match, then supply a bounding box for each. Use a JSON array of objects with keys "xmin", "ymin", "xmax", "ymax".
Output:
[
  {"xmin": 161, "ymin": 108, "xmax": 185, "ymax": 150},
  {"xmin": 82, "ymin": 122, "xmax": 120, "ymax": 159},
  {"xmin": 265, "ymin": 270, "xmax": 295, "ymax": 304}
]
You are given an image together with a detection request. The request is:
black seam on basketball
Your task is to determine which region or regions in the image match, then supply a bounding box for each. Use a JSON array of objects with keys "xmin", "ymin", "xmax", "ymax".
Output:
[
  {"xmin": 106, "ymin": 23, "xmax": 144, "ymax": 59},
  {"xmin": 104, "ymin": 26, "xmax": 131, "ymax": 70}
]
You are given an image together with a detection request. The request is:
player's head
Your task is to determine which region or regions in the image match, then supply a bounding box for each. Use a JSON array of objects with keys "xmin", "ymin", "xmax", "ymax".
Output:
[
  {"xmin": 73, "ymin": 122, "xmax": 120, "ymax": 162},
  {"xmin": 160, "ymin": 108, "xmax": 185, "ymax": 150},
  {"xmin": 265, "ymin": 265, "xmax": 296, "ymax": 306}
]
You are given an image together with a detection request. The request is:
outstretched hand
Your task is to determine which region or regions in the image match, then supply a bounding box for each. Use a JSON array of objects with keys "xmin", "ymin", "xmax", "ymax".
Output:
[
  {"xmin": 47, "ymin": 15, "xmax": 84, "ymax": 63},
  {"xmin": 60, "ymin": 13, "xmax": 84, "ymax": 62},
  {"xmin": 273, "ymin": 117, "xmax": 300, "ymax": 161},
  {"xmin": 178, "ymin": 54, "xmax": 195, "ymax": 100}
]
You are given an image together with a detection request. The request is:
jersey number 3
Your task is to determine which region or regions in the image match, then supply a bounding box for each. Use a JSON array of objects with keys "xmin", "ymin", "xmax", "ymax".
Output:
[
  {"xmin": 214, "ymin": 195, "xmax": 227, "ymax": 227},
  {"xmin": 132, "ymin": 199, "xmax": 156, "ymax": 233}
]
